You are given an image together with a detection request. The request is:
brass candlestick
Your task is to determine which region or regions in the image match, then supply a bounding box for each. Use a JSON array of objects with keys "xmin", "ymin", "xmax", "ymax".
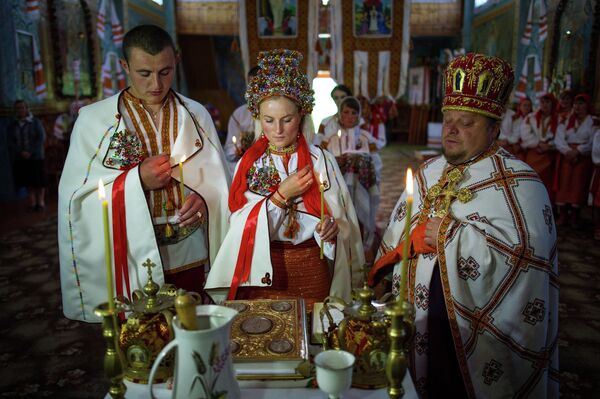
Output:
[
  {"xmin": 94, "ymin": 303, "xmax": 127, "ymax": 399},
  {"xmin": 385, "ymin": 300, "xmax": 415, "ymax": 399}
]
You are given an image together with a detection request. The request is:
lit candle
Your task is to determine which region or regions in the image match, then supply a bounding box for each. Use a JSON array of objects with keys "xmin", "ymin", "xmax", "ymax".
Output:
[
  {"xmin": 98, "ymin": 179, "xmax": 115, "ymax": 312},
  {"xmin": 232, "ymin": 135, "xmax": 238, "ymax": 148},
  {"xmin": 179, "ymin": 155, "xmax": 186, "ymax": 204},
  {"xmin": 319, "ymin": 173, "xmax": 325, "ymax": 259},
  {"xmin": 398, "ymin": 168, "xmax": 413, "ymax": 307},
  {"xmin": 337, "ymin": 129, "xmax": 342, "ymax": 156}
]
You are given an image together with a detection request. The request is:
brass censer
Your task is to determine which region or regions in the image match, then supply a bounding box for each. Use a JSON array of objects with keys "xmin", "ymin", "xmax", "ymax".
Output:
[
  {"xmin": 116, "ymin": 259, "xmax": 184, "ymax": 384},
  {"xmin": 320, "ymin": 281, "xmax": 391, "ymax": 389}
]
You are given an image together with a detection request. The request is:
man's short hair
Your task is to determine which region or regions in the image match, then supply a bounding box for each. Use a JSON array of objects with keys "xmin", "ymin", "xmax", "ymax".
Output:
[
  {"xmin": 331, "ymin": 84, "xmax": 352, "ymax": 99},
  {"xmin": 14, "ymin": 99, "xmax": 27, "ymax": 108},
  {"xmin": 122, "ymin": 25, "xmax": 176, "ymax": 62}
]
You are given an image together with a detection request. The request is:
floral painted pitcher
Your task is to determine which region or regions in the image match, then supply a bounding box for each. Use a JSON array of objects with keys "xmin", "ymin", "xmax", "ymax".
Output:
[{"xmin": 149, "ymin": 305, "xmax": 240, "ymax": 399}]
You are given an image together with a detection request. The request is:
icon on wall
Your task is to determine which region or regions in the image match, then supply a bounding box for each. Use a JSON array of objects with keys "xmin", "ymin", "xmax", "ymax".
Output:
[
  {"xmin": 257, "ymin": 0, "xmax": 298, "ymax": 38},
  {"xmin": 353, "ymin": 0, "xmax": 392, "ymax": 38}
]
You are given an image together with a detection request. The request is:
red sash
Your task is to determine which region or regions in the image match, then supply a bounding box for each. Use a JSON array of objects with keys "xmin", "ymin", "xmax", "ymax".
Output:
[{"xmin": 111, "ymin": 170, "xmax": 132, "ymax": 302}]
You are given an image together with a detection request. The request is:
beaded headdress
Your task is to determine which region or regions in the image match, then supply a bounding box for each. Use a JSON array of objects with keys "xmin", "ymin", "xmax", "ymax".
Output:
[
  {"xmin": 245, "ymin": 49, "xmax": 315, "ymax": 119},
  {"xmin": 442, "ymin": 53, "xmax": 515, "ymax": 120}
]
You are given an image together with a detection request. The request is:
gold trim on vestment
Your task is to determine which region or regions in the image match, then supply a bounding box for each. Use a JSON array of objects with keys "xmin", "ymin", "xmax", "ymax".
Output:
[{"xmin": 436, "ymin": 215, "xmax": 476, "ymax": 398}]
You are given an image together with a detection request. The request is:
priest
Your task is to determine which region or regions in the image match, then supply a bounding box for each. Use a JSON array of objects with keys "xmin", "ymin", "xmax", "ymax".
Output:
[
  {"xmin": 369, "ymin": 53, "xmax": 558, "ymax": 398},
  {"xmin": 58, "ymin": 25, "xmax": 230, "ymax": 322}
]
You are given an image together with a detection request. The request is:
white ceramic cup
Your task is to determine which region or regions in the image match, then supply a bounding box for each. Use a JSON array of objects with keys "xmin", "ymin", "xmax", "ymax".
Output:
[{"xmin": 314, "ymin": 349, "xmax": 355, "ymax": 399}]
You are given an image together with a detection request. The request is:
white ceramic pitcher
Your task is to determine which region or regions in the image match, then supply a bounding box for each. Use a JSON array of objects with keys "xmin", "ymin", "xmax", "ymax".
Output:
[{"xmin": 149, "ymin": 304, "xmax": 240, "ymax": 399}]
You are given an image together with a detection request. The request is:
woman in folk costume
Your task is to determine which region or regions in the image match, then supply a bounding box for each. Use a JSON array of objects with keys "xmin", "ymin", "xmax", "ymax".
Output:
[
  {"xmin": 497, "ymin": 97, "xmax": 532, "ymax": 159},
  {"xmin": 369, "ymin": 53, "xmax": 558, "ymax": 398},
  {"xmin": 205, "ymin": 50, "xmax": 364, "ymax": 309},
  {"xmin": 321, "ymin": 96, "xmax": 379, "ymax": 247},
  {"xmin": 557, "ymin": 89, "xmax": 574, "ymax": 123},
  {"xmin": 554, "ymin": 93, "xmax": 599, "ymax": 226},
  {"xmin": 520, "ymin": 93, "xmax": 559, "ymax": 199}
]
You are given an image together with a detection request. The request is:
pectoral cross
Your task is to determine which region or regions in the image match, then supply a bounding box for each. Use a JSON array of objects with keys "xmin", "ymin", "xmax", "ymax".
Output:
[{"xmin": 427, "ymin": 168, "xmax": 473, "ymax": 218}]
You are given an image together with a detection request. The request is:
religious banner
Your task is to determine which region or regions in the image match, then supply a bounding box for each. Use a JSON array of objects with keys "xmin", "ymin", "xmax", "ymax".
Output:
[
  {"xmin": 521, "ymin": 0, "xmax": 547, "ymax": 45},
  {"xmin": 330, "ymin": 0, "xmax": 410, "ymax": 99},
  {"xmin": 515, "ymin": 54, "xmax": 543, "ymax": 100},
  {"xmin": 257, "ymin": 0, "xmax": 298, "ymax": 38},
  {"xmin": 239, "ymin": 0, "xmax": 319, "ymax": 82},
  {"xmin": 353, "ymin": 0, "xmax": 392, "ymax": 38}
]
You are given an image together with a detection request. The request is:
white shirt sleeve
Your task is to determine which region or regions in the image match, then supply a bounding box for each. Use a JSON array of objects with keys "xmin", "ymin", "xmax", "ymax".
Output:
[{"xmin": 554, "ymin": 123, "xmax": 569, "ymax": 155}]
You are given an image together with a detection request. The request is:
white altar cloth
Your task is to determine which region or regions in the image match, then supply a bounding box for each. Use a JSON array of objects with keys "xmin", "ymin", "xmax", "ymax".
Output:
[{"xmin": 105, "ymin": 372, "xmax": 417, "ymax": 399}]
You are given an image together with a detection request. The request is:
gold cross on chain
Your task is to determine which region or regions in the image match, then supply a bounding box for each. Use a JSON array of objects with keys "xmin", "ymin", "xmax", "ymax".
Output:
[{"xmin": 426, "ymin": 168, "xmax": 473, "ymax": 217}]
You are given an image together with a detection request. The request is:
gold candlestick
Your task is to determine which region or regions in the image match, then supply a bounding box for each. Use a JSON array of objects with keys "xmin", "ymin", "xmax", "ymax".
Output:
[
  {"xmin": 385, "ymin": 301, "xmax": 415, "ymax": 399},
  {"xmin": 95, "ymin": 303, "xmax": 126, "ymax": 399}
]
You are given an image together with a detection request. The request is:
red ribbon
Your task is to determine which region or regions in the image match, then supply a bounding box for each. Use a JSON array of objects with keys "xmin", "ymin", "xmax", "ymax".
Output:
[
  {"xmin": 111, "ymin": 170, "xmax": 132, "ymax": 303},
  {"xmin": 227, "ymin": 198, "xmax": 266, "ymax": 300}
]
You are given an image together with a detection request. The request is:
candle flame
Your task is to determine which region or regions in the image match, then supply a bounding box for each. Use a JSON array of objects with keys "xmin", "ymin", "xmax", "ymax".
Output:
[
  {"xmin": 406, "ymin": 168, "xmax": 413, "ymax": 197},
  {"xmin": 98, "ymin": 179, "xmax": 106, "ymax": 200},
  {"xmin": 232, "ymin": 136, "xmax": 237, "ymax": 144},
  {"xmin": 337, "ymin": 129, "xmax": 341, "ymax": 138},
  {"xmin": 319, "ymin": 172, "xmax": 323, "ymax": 184},
  {"xmin": 180, "ymin": 155, "xmax": 186, "ymax": 163}
]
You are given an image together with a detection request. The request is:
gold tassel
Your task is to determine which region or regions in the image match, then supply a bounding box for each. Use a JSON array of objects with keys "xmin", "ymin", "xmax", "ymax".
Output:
[
  {"xmin": 284, "ymin": 203, "xmax": 300, "ymax": 239},
  {"xmin": 165, "ymin": 223, "xmax": 174, "ymax": 238}
]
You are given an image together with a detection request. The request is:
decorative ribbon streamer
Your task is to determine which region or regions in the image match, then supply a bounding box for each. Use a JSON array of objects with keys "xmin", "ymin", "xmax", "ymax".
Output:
[
  {"xmin": 227, "ymin": 199, "xmax": 266, "ymax": 300},
  {"xmin": 32, "ymin": 36, "xmax": 47, "ymax": 99},
  {"xmin": 111, "ymin": 169, "xmax": 132, "ymax": 305}
]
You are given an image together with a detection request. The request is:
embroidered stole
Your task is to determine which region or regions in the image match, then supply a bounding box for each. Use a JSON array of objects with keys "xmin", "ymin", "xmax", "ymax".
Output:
[{"xmin": 120, "ymin": 91, "xmax": 182, "ymax": 220}]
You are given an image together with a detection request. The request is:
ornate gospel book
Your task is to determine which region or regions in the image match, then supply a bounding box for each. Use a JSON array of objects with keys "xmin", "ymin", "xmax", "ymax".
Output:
[{"xmin": 224, "ymin": 298, "xmax": 310, "ymax": 380}]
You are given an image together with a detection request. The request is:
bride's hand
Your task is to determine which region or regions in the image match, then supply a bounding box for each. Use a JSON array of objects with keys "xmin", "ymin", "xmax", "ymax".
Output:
[
  {"xmin": 277, "ymin": 165, "xmax": 313, "ymax": 200},
  {"xmin": 317, "ymin": 216, "xmax": 339, "ymax": 243}
]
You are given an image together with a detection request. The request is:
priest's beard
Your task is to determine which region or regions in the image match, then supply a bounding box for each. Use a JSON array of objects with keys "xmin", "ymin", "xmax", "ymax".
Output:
[{"xmin": 441, "ymin": 146, "xmax": 469, "ymax": 165}]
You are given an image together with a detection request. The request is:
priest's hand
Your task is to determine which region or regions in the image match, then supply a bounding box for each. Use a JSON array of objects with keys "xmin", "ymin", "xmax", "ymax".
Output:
[
  {"xmin": 423, "ymin": 217, "xmax": 443, "ymax": 251},
  {"xmin": 317, "ymin": 216, "xmax": 339, "ymax": 243},
  {"xmin": 179, "ymin": 193, "xmax": 207, "ymax": 227},
  {"xmin": 140, "ymin": 154, "xmax": 172, "ymax": 191},
  {"xmin": 278, "ymin": 165, "xmax": 313, "ymax": 199}
]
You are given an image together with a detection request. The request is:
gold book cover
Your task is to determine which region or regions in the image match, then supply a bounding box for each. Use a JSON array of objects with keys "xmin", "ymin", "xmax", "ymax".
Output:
[{"xmin": 224, "ymin": 298, "xmax": 310, "ymax": 380}]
